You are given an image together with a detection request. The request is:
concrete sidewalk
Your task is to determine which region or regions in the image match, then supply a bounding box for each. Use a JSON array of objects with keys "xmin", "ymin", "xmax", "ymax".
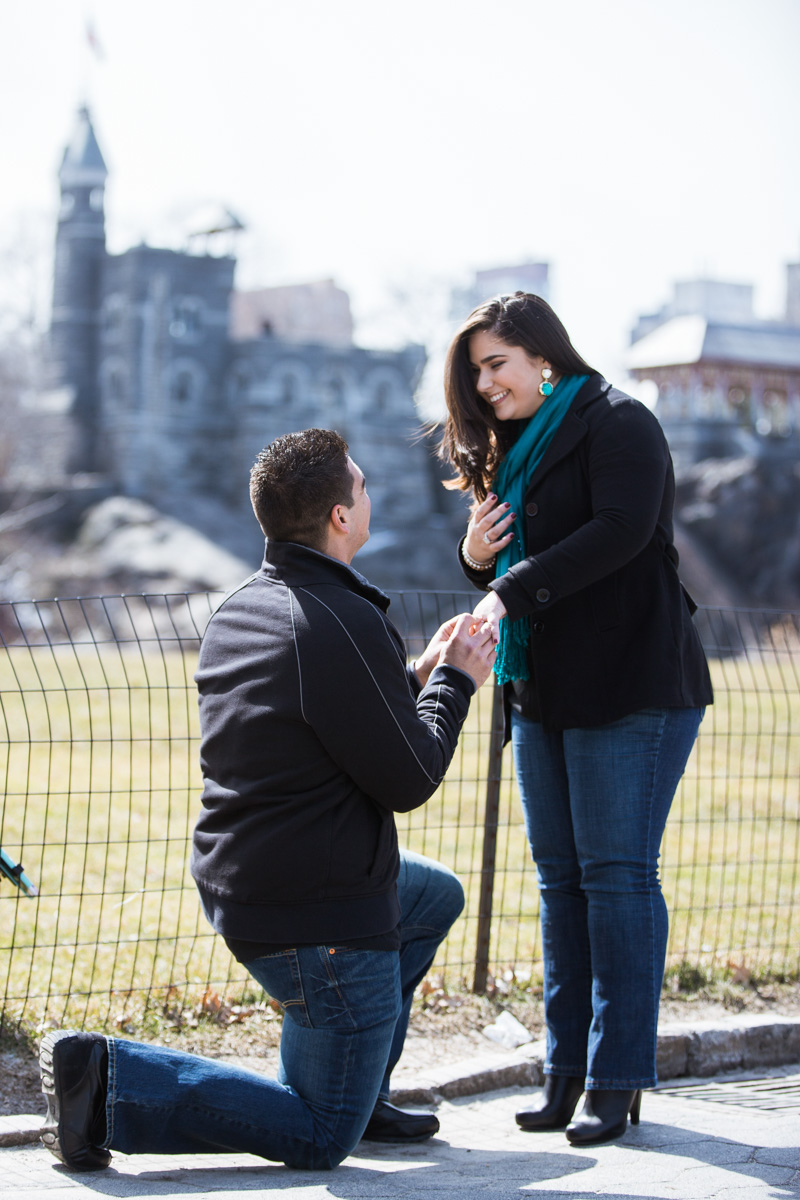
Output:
[{"xmin": 3, "ymin": 1015, "xmax": 800, "ymax": 1200}]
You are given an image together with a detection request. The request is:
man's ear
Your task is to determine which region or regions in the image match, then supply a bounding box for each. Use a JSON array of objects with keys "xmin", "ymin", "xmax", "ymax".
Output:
[{"xmin": 330, "ymin": 502, "xmax": 350, "ymax": 535}]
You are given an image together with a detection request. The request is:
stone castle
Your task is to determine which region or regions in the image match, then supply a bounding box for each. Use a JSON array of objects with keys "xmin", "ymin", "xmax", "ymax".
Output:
[
  {"xmin": 46, "ymin": 106, "xmax": 465, "ymax": 588},
  {"xmin": 30, "ymin": 104, "xmax": 800, "ymax": 604}
]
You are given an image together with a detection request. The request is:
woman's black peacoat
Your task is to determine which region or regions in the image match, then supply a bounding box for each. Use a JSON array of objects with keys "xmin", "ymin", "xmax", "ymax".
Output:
[{"xmin": 460, "ymin": 373, "xmax": 713, "ymax": 732}]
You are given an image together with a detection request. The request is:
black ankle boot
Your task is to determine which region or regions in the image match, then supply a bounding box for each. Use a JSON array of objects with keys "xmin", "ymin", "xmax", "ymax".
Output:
[
  {"xmin": 566, "ymin": 1088, "xmax": 642, "ymax": 1145},
  {"xmin": 39, "ymin": 1030, "xmax": 111, "ymax": 1172},
  {"xmin": 516, "ymin": 1075, "xmax": 585, "ymax": 1131}
]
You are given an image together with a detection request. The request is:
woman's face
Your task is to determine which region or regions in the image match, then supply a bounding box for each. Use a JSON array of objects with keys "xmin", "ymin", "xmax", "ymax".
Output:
[{"xmin": 468, "ymin": 329, "xmax": 555, "ymax": 422}]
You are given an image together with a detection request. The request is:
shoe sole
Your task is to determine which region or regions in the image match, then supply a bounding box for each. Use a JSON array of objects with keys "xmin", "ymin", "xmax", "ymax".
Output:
[
  {"xmin": 362, "ymin": 1120, "xmax": 440, "ymax": 1144},
  {"xmin": 361, "ymin": 1130, "xmax": 440, "ymax": 1143},
  {"xmin": 40, "ymin": 1030, "xmax": 72, "ymax": 1165}
]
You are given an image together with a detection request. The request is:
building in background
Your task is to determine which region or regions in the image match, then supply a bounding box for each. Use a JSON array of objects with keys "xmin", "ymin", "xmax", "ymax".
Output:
[
  {"xmin": 626, "ymin": 271, "xmax": 800, "ymax": 464},
  {"xmin": 29, "ymin": 106, "xmax": 469, "ymax": 588},
  {"xmin": 451, "ymin": 262, "xmax": 550, "ymax": 321},
  {"xmin": 230, "ymin": 280, "xmax": 353, "ymax": 346}
]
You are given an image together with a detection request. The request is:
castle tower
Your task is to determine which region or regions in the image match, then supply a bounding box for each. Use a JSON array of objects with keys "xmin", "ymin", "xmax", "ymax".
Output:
[{"xmin": 51, "ymin": 106, "xmax": 108, "ymax": 472}]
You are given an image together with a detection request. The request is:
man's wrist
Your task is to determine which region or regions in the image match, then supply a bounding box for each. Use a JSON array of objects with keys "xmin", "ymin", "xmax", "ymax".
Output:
[{"xmin": 429, "ymin": 661, "xmax": 477, "ymax": 695}]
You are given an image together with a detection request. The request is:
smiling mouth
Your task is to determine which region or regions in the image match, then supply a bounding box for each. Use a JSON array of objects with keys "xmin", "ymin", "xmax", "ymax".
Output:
[{"xmin": 486, "ymin": 390, "xmax": 510, "ymax": 405}]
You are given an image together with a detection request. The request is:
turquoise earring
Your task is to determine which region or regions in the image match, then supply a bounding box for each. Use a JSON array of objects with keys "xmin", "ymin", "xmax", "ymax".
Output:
[{"xmin": 538, "ymin": 367, "xmax": 554, "ymax": 397}]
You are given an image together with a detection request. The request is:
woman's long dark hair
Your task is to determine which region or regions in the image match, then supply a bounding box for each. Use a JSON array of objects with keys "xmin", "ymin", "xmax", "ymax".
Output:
[{"xmin": 439, "ymin": 292, "xmax": 596, "ymax": 501}]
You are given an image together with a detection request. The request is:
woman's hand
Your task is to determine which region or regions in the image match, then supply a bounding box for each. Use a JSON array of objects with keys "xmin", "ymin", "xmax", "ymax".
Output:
[
  {"xmin": 471, "ymin": 591, "xmax": 508, "ymax": 645},
  {"xmin": 464, "ymin": 493, "xmax": 516, "ymax": 566}
]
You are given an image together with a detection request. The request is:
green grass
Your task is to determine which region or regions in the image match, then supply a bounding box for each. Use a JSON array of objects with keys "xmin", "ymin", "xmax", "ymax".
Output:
[{"xmin": 1, "ymin": 633, "xmax": 799, "ymax": 1036}]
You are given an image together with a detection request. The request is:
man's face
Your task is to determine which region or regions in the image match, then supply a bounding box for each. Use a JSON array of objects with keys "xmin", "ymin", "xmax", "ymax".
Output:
[{"xmin": 344, "ymin": 457, "xmax": 371, "ymax": 558}]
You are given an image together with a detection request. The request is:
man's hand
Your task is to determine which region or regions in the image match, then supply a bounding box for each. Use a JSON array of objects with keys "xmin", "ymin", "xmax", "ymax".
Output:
[
  {"xmin": 438, "ymin": 613, "xmax": 496, "ymax": 689},
  {"xmin": 471, "ymin": 592, "xmax": 507, "ymax": 646},
  {"xmin": 414, "ymin": 613, "xmax": 496, "ymax": 690},
  {"xmin": 413, "ymin": 616, "xmax": 459, "ymax": 688}
]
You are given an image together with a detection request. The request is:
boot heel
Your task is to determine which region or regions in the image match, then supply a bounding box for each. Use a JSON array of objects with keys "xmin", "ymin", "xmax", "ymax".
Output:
[{"xmin": 630, "ymin": 1089, "xmax": 642, "ymax": 1125}]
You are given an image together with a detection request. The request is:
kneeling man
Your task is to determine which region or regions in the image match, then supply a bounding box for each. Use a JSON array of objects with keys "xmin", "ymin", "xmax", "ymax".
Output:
[{"xmin": 40, "ymin": 428, "xmax": 495, "ymax": 1171}]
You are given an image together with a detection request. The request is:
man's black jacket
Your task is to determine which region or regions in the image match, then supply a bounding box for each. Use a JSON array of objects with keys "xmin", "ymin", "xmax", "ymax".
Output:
[{"xmin": 192, "ymin": 540, "xmax": 474, "ymax": 944}]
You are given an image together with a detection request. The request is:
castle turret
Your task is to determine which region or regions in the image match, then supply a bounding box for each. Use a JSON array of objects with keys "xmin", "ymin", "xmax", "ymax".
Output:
[{"xmin": 51, "ymin": 106, "xmax": 108, "ymax": 472}]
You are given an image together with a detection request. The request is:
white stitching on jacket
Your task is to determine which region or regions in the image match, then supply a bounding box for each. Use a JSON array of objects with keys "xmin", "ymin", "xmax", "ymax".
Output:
[{"xmin": 295, "ymin": 587, "xmax": 446, "ymax": 785}]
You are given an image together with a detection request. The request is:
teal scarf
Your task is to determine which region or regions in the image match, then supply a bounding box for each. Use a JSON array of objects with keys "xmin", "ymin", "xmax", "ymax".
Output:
[{"xmin": 493, "ymin": 374, "xmax": 589, "ymax": 685}]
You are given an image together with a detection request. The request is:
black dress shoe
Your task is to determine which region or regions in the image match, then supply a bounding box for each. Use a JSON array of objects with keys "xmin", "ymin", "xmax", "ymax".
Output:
[
  {"xmin": 39, "ymin": 1030, "xmax": 111, "ymax": 1171},
  {"xmin": 565, "ymin": 1088, "xmax": 642, "ymax": 1145},
  {"xmin": 516, "ymin": 1075, "xmax": 585, "ymax": 1131},
  {"xmin": 362, "ymin": 1099, "xmax": 440, "ymax": 1143}
]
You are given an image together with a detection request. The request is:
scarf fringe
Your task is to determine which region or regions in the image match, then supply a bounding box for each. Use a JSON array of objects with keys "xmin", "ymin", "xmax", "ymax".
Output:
[{"xmin": 494, "ymin": 615, "xmax": 531, "ymax": 686}]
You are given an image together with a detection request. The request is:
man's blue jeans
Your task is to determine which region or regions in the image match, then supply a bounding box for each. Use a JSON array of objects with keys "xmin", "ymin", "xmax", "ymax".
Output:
[
  {"xmin": 511, "ymin": 706, "xmax": 703, "ymax": 1090},
  {"xmin": 104, "ymin": 850, "xmax": 463, "ymax": 1169}
]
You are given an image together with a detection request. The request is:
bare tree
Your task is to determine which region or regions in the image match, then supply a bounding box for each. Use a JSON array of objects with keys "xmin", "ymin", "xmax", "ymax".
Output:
[{"xmin": 0, "ymin": 216, "xmax": 50, "ymax": 490}]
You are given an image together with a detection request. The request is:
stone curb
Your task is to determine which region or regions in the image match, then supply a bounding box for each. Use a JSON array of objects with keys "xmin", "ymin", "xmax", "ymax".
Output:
[
  {"xmin": 390, "ymin": 1013, "xmax": 800, "ymax": 1106},
  {"xmin": 5, "ymin": 1015, "xmax": 800, "ymax": 1146},
  {"xmin": 0, "ymin": 1112, "xmax": 44, "ymax": 1147}
]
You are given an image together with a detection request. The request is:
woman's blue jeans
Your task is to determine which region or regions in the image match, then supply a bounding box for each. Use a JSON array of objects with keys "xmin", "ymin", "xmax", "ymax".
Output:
[
  {"xmin": 104, "ymin": 850, "xmax": 463, "ymax": 1169},
  {"xmin": 511, "ymin": 706, "xmax": 703, "ymax": 1090}
]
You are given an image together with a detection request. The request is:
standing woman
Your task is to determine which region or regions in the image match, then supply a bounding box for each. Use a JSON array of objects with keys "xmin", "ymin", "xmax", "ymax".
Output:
[{"xmin": 441, "ymin": 292, "xmax": 712, "ymax": 1145}]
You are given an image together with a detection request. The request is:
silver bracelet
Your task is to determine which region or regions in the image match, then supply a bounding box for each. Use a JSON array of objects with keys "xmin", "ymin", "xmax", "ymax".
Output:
[{"xmin": 461, "ymin": 543, "xmax": 495, "ymax": 572}]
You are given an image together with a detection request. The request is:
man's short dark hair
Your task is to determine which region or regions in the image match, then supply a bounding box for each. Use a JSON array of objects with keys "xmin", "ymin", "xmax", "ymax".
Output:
[{"xmin": 250, "ymin": 428, "xmax": 353, "ymax": 549}]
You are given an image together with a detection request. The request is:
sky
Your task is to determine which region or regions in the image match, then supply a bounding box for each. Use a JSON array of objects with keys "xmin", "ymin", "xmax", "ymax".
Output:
[{"xmin": 1, "ymin": 0, "xmax": 798, "ymax": 413}]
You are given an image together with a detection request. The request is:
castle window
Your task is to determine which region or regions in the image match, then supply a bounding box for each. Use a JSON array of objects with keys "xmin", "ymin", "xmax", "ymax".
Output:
[
  {"xmin": 328, "ymin": 377, "xmax": 345, "ymax": 407},
  {"xmin": 102, "ymin": 295, "xmax": 125, "ymax": 341},
  {"xmin": 281, "ymin": 374, "xmax": 299, "ymax": 405},
  {"xmin": 170, "ymin": 298, "xmax": 203, "ymax": 340},
  {"xmin": 171, "ymin": 370, "xmax": 194, "ymax": 404},
  {"xmin": 108, "ymin": 369, "xmax": 126, "ymax": 404},
  {"xmin": 102, "ymin": 358, "xmax": 130, "ymax": 408},
  {"xmin": 226, "ymin": 365, "xmax": 251, "ymax": 404},
  {"xmin": 374, "ymin": 382, "xmax": 391, "ymax": 411}
]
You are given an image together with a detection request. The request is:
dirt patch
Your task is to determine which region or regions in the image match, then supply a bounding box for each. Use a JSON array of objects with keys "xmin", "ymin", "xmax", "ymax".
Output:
[
  {"xmin": 0, "ymin": 1045, "xmax": 46, "ymax": 1118},
  {"xmin": 3, "ymin": 980, "xmax": 799, "ymax": 1117}
]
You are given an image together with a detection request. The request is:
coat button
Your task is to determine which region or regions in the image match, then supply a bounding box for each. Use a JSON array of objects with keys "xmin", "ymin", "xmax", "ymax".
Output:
[
  {"xmin": 536, "ymin": 588, "xmax": 550, "ymax": 603},
  {"xmin": 525, "ymin": 501, "xmax": 539, "ymax": 516},
  {"xmin": 532, "ymin": 621, "xmax": 545, "ymax": 634}
]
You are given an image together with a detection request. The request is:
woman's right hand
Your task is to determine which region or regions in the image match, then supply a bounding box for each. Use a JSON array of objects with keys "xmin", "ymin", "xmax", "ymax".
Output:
[{"xmin": 464, "ymin": 493, "xmax": 517, "ymax": 565}]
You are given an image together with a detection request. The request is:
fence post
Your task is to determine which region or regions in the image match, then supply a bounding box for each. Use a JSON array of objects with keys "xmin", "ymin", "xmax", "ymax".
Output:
[{"xmin": 472, "ymin": 679, "xmax": 505, "ymax": 993}]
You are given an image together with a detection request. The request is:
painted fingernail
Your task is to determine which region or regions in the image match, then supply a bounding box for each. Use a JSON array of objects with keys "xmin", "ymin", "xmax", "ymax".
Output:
[
  {"xmin": 488, "ymin": 493, "xmax": 495, "ymax": 501},
  {"xmin": 510, "ymin": 512, "xmax": 516, "ymax": 519}
]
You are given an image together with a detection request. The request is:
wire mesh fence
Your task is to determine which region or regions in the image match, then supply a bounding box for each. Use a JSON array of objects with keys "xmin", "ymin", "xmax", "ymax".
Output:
[{"xmin": 0, "ymin": 592, "xmax": 799, "ymax": 1036}]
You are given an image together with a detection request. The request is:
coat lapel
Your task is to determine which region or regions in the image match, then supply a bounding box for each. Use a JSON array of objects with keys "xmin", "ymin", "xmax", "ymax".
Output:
[{"xmin": 525, "ymin": 375, "xmax": 608, "ymax": 491}]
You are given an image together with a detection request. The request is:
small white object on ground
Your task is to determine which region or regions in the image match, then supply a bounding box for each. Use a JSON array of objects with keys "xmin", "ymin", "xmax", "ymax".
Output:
[{"xmin": 481, "ymin": 1010, "xmax": 533, "ymax": 1049}]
